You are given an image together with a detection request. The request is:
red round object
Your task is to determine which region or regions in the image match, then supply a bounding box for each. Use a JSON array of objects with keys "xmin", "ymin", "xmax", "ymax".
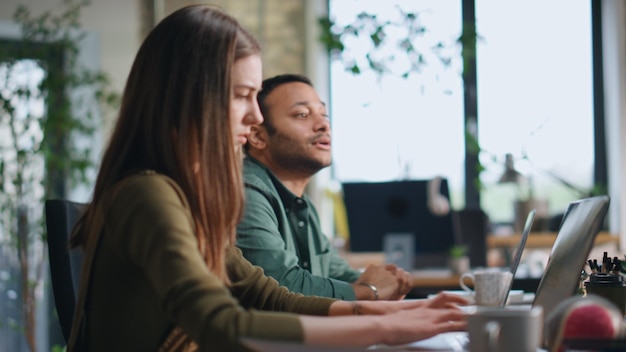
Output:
[
  {"xmin": 545, "ymin": 294, "xmax": 624, "ymax": 352},
  {"xmin": 562, "ymin": 304, "xmax": 618, "ymax": 339}
]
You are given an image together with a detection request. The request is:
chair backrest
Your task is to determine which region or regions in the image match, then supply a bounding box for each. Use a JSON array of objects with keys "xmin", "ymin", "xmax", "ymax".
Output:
[{"xmin": 45, "ymin": 199, "xmax": 86, "ymax": 343}]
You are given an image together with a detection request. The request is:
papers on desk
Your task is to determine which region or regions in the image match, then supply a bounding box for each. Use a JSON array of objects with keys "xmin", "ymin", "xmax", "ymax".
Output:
[{"xmin": 427, "ymin": 290, "xmax": 534, "ymax": 305}]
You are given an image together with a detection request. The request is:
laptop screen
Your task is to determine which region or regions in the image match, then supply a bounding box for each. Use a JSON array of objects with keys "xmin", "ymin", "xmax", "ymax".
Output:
[
  {"xmin": 532, "ymin": 195, "xmax": 610, "ymax": 319},
  {"xmin": 498, "ymin": 209, "xmax": 535, "ymax": 307}
]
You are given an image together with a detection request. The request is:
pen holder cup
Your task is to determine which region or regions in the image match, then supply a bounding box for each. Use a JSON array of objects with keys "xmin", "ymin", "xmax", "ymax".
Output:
[{"xmin": 584, "ymin": 273, "xmax": 626, "ymax": 316}]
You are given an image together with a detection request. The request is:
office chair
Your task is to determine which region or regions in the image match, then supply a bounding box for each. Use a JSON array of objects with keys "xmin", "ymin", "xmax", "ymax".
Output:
[{"xmin": 45, "ymin": 199, "xmax": 86, "ymax": 343}]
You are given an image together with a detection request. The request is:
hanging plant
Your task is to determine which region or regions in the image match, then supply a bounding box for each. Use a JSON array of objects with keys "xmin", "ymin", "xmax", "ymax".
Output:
[{"xmin": 318, "ymin": 5, "xmax": 467, "ymax": 83}]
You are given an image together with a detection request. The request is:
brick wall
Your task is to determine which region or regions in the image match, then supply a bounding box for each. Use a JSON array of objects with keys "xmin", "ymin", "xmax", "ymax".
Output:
[{"xmin": 159, "ymin": 0, "xmax": 307, "ymax": 77}]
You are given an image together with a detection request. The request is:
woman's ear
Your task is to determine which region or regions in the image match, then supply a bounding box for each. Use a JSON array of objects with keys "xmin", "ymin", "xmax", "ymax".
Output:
[{"xmin": 247, "ymin": 125, "xmax": 268, "ymax": 150}]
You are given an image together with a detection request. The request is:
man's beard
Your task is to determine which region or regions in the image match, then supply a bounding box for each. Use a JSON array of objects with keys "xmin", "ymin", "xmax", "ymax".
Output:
[{"xmin": 268, "ymin": 132, "xmax": 331, "ymax": 176}]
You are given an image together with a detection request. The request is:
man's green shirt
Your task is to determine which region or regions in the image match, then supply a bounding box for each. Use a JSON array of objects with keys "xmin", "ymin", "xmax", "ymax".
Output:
[{"xmin": 236, "ymin": 156, "xmax": 361, "ymax": 300}]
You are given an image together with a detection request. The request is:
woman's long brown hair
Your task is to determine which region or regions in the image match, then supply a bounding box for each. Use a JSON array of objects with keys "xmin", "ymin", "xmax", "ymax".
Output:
[{"xmin": 70, "ymin": 5, "xmax": 260, "ymax": 283}]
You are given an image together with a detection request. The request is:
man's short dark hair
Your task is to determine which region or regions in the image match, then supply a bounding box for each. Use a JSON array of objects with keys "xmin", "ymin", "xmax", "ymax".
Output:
[{"xmin": 257, "ymin": 74, "xmax": 314, "ymax": 133}]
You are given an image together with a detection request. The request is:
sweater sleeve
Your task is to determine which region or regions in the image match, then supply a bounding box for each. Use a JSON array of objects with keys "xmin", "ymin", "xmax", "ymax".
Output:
[
  {"xmin": 106, "ymin": 174, "xmax": 333, "ymax": 351},
  {"xmin": 226, "ymin": 246, "xmax": 336, "ymax": 314}
]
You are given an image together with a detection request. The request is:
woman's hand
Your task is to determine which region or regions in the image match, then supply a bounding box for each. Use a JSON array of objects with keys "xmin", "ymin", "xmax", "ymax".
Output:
[
  {"xmin": 328, "ymin": 291, "xmax": 469, "ymax": 316},
  {"xmin": 420, "ymin": 291, "xmax": 470, "ymax": 309},
  {"xmin": 304, "ymin": 298, "xmax": 467, "ymax": 347},
  {"xmin": 377, "ymin": 305, "xmax": 467, "ymax": 345}
]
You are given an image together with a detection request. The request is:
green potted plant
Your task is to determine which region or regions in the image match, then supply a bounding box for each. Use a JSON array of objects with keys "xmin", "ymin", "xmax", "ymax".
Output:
[
  {"xmin": 0, "ymin": 0, "xmax": 118, "ymax": 349},
  {"xmin": 448, "ymin": 244, "xmax": 470, "ymax": 274}
]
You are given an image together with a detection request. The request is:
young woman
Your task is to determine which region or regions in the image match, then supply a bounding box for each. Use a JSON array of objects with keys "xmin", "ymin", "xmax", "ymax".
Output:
[{"xmin": 70, "ymin": 5, "xmax": 467, "ymax": 351}]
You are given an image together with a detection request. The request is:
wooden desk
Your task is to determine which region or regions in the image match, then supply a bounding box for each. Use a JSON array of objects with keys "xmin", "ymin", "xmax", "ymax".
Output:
[
  {"xmin": 410, "ymin": 271, "xmax": 540, "ymax": 289},
  {"xmin": 487, "ymin": 231, "xmax": 618, "ymax": 249},
  {"xmin": 411, "ymin": 270, "xmax": 461, "ymax": 287},
  {"xmin": 408, "ymin": 271, "xmax": 541, "ymax": 298},
  {"xmin": 341, "ymin": 232, "xmax": 619, "ymax": 292},
  {"xmin": 405, "ymin": 231, "xmax": 618, "ymax": 297}
]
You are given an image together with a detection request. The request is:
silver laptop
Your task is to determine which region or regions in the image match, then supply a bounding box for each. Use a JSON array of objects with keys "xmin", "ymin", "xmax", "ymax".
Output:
[
  {"xmin": 405, "ymin": 196, "xmax": 610, "ymax": 351},
  {"xmin": 405, "ymin": 209, "xmax": 536, "ymax": 351},
  {"xmin": 499, "ymin": 209, "xmax": 535, "ymax": 307},
  {"xmin": 531, "ymin": 195, "xmax": 610, "ymax": 322}
]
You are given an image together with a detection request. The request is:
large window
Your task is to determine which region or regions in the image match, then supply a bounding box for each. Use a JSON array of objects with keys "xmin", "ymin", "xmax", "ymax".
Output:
[
  {"xmin": 330, "ymin": 0, "xmax": 464, "ymax": 186},
  {"xmin": 0, "ymin": 23, "xmax": 105, "ymax": 349},
  {"xmin": 476, "ymin": 1, "xmax": 594, "ymax": 223},
  {"xmin": 329, "ymin": 0, "xmax": 595, "ymax": 226},
  {"xmin": 0, "ymin": 57, "xmax": 47, "ymax": 352}
]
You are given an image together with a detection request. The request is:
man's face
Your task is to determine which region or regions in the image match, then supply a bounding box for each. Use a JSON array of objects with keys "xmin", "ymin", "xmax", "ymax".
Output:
[{"xmin": 262, "ymin": 81, "xmax": 331, "ymax": 175}]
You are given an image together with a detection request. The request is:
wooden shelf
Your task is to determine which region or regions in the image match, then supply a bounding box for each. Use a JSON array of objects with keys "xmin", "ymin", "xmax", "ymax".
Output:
[
  {"xmin": 487, "ymin": 231, "xmax": 618, "ymax": 249},
  {"xmin": 341, "ymin": 232, "xmax": 619, "ymax": 267}
]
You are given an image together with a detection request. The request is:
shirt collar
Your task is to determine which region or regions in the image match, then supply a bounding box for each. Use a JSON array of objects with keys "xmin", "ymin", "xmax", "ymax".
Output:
[{"xmin": 244, "ymin": 155, "xmax": 309, "ymax": 209}]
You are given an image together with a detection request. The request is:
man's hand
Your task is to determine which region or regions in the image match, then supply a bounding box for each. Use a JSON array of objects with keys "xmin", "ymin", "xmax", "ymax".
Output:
[
  {"xmin": 384, "ymin": 263, "xmax": 413, "ymax": 299},
  {"xmin": 352, "ymin": 264, "xmax": 413, "ymax": 300}
]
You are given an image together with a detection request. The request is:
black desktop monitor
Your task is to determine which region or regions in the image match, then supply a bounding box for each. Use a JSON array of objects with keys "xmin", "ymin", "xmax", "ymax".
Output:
[{"xmin": 342, "ymin": 179, "xmax": 457, "ymax": 268}]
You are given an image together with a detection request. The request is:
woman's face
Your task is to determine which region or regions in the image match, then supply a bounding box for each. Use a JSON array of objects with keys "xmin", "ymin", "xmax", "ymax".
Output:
[{"xmin": 230, "ymin": 54, "xmax": 263, "ymax": 146}]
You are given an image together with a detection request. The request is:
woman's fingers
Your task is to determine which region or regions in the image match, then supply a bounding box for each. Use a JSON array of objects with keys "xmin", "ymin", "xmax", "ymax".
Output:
[{"xmin": 429, "ymin": 291, "xmax": 470, "ymax": 307}]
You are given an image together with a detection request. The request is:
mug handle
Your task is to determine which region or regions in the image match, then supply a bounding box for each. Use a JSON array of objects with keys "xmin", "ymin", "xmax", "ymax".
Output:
[
  {"xmin": 459, "ymin": 272, "xmax": 474, "ymax": 293},
  {"xmin": 486, "ymin": 321, "xmax": 501, "ymax": 352}
]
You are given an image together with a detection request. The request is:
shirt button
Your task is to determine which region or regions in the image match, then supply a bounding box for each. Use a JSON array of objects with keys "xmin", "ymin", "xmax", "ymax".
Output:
[
  {"xmin": 296, "ymin": 199, "xmax": 303, "ymax": 204},
  {"xmin": 298, "ymin": 221, "xmax": 305, "ymax": 227},
  {"xmin": 302, "ymin": 261, "xmax": 309, "ymax": 268}
]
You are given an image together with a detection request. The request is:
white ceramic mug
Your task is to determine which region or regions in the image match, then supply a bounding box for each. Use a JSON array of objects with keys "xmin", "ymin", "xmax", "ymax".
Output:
[
  {"xmin": 468, "ymin": 306, "xmax": 543, "ymax": 352},
  {"xmin": 459, "ymin": 270, "xmax": 513, "ymax": 306}
]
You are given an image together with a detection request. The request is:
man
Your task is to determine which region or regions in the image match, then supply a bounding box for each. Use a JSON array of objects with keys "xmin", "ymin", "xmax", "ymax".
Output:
[{"xmin": 236, "ymin": 74, "xmax": 412, "ymax": 300}]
